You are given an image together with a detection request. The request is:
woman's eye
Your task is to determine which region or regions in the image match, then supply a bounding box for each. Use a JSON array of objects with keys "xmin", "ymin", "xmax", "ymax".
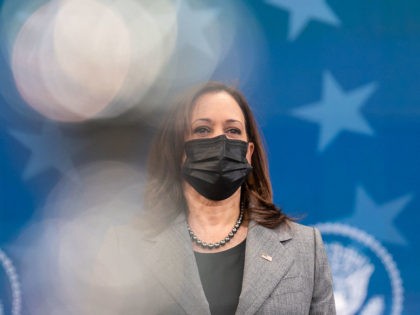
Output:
[
  {"xmin": 226, "ymin": 128, "xmax": 241, "ymax": 135},
  {"xmin": 193, "ymin": 126, "xmax": 211, "ymax": 135}
]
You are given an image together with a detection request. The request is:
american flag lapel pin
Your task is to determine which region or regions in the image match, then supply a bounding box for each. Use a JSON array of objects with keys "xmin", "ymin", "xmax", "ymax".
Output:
[{"xmin": 261, "ymin": 254, "xmax": 272, "ymax": 262}]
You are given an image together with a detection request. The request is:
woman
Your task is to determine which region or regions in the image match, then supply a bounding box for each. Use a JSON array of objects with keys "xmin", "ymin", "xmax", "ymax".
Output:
[{"xmin": 90, "ymin": 81, "xmax": 335, "ymax": 314}]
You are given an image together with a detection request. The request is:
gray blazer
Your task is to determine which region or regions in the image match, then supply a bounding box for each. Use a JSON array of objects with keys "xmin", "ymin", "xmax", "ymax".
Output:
[{"xmin": 88, "ymin": 212, "xmax": 336, "ymax": 315}]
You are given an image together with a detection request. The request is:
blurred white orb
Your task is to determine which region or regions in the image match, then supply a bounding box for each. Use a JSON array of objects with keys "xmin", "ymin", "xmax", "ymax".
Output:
[{"xmin": 11, "ymin": 0, "xmax": 177, "ymax": 122}]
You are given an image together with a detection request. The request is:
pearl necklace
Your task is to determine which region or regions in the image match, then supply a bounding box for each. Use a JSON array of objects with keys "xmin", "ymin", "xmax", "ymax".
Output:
[{"xmin": 187, "ymin": 209, "xmax": 244, "ymax": 250}]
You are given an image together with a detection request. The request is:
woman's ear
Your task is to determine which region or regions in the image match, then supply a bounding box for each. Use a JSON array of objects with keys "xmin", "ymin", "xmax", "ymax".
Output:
[{"xmin": 246, "ymin": 142, "xmax": 254, "ymax": 164}]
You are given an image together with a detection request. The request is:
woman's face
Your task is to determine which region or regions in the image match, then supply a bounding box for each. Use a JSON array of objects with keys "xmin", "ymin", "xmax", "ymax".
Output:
[{"xmin": 187, "ymin": 91, "xmax": 254, "ymax": 163}]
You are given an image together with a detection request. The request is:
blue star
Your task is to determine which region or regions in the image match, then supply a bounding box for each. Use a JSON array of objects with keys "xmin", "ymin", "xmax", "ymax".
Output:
[
  {"xmin": 266, "ymin": 0, "xmax": 340, "ymax": 40},
  {"xmin": 176, "ymin": 0, "xmax": 219, "ymax": 58},
  {"xmin": 343, "ymin": 186, "xmax": 411, "ymax": 246},
  {"xmin": 292, "ymin": 72, "xmax": 376, "ymax": 152},
  {"xmin": 9, "ymin": 124, "xmax": 77, "ymax": 180}
]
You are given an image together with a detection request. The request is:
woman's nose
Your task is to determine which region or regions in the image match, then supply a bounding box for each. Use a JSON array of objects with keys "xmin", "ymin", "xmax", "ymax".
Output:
[
  {"xmin": 212, "ymin": 128, "xmax": 235, "ymax": 139},
  {"xmin": 213, "ymin": 128, "xmax": 225, "ymax": 137}
]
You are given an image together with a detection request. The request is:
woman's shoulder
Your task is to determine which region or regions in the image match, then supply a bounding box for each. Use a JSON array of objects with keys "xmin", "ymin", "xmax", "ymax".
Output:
[
  {"xmin": 282, "ymin": 220, "xmax": 312, "ymax": 230},
  {"xmin": 268, "ymin": 220, "xmax": 323, "ymax": 244}
]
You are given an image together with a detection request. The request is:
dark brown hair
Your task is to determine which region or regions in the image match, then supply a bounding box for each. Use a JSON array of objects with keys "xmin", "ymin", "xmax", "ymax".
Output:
[{"xmin": 144, "ymin": 81, "xmax": 289, "ymax": 232}]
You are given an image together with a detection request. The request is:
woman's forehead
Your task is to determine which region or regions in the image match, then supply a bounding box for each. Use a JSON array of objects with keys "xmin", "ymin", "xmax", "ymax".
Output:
[{"xmin": 191, "ymin": 91, "xmax": 245, "ymax": 122}]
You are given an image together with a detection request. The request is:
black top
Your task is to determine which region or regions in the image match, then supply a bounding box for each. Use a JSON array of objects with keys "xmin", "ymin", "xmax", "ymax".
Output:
[{"xmin": 194, "ymin": 240, "xmax": 246, "ymax": 315}]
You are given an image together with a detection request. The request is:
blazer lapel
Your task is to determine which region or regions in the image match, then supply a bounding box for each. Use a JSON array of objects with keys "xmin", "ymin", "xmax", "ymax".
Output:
[
  {"xmin": 143, "ymin": 213, "xmax": 211, "ymax": 315},
  {"xmin": 236, "ymin": 221, "xmax": 294, "ymax": 315}
]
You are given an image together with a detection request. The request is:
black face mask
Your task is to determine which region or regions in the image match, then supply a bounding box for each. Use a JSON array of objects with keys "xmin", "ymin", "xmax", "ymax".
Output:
[{"xmin": 182, "ymin": 135, "xmax": 253, "ymax": 201}]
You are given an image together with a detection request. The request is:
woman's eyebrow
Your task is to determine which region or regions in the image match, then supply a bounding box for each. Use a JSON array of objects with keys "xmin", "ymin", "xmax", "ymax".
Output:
[
  {"xmin": 192, "ymin": 118, "xmax": 212, "ymax": 124},
  {"xmin": 225, "ymin": 119, "xmax": 244, "ymax": 126},
  {"xmin": 191, "ymin": 118, "xmax": 244, "ymax": 125}
]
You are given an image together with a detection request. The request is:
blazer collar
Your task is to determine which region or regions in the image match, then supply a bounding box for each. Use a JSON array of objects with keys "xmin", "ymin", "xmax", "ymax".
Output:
[
  {"xmin": 143, "ymin": 211, "xmax": 211, "ymax": 315},
  {"xmin": 236, "ymin": 221, "xmax": 294, "ymax": 315},
  {"xmin": 143, "ymin": 214, "xmax": 294, "ymax": 315}
]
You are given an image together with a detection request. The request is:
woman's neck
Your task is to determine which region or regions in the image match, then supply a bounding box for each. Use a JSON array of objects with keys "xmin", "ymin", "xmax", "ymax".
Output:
[{"xmin": 184, "ymin": 183, "xmax": 247, "ymax": 252}]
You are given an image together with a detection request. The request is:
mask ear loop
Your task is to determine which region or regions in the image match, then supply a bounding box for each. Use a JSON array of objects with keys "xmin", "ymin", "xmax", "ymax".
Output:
[{"xmin": 240, "ymin": 185, "xmax": 248, "ymax": 220}]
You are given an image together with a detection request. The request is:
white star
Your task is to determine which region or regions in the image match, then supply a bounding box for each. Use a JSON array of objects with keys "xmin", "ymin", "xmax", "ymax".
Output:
[
  {"xmin": 344, "ymin": 186, "xmax": 411, "ymax": 246},
  {"xmin": 176, "ymin": 0, "xmax": 218, "ymax": 57},
  {"xmin": 292, "ymin": 72, "xmax": 376, "ymax": 152},
  {"xmin": 266, "ymin": 0, "xmax": 340, "ymax": 40},
  {"xmin": 9, "ymin": 124, "xmax": 77, "ymax": 180}
]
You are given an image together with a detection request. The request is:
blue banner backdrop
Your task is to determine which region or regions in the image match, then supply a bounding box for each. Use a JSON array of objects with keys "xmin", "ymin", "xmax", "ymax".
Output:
[{"xmin": 1, "ymin": 0, "xmax": 419, "ymax": 314}]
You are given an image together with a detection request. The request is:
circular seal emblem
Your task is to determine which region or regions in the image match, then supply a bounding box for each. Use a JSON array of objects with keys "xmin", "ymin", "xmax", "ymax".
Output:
[
  {"xmin": 0, "ymin": 249, "xmax": 21, "ymax": 315},
  {"xmin": 315, "ymin": 223, "xmax": 403, "ymax": 315}
]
